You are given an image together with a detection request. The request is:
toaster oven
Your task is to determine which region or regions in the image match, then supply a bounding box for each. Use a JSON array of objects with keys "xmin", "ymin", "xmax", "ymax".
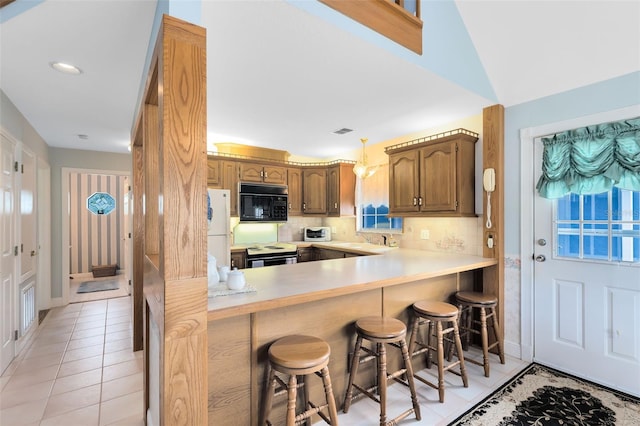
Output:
[{"xmin": 303, "ymin": 226, "xmax": 331, "ymax": 242}]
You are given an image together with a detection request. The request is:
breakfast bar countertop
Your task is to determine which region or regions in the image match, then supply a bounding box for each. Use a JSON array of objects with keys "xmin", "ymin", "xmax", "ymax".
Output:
[{"xmin": 207, "ymin": 248, "xmax": 497, "ymax": 321}]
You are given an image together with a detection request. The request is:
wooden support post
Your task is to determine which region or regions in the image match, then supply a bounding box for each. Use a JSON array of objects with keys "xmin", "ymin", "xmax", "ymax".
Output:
[
  {"xmin": 482, "ymin": 104, "xmax": 505, "ymax": 346},
  {"xmin": 132, "ymin": 15, "xmax": 208, "ymax": 425}
]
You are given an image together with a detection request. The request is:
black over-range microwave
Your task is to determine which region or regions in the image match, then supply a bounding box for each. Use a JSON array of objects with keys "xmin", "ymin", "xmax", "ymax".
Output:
[{"xmin": 238, "ymin": 183, "xmax": 288, "ymax": 222}]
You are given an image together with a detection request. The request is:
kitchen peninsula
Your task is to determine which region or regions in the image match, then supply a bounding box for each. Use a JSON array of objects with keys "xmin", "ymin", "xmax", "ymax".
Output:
[{"xmin": 207, "ymin": 247, "xmax": 497, "ymax": 424}]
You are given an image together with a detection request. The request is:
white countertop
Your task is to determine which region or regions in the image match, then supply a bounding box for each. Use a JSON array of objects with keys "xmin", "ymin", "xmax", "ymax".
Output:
[{"xmin": 207, "ymin": 247, "xmax": 497, "ymax": 321}]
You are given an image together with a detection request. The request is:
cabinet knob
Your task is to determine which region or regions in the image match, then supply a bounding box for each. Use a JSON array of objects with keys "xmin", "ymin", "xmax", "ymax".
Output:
[
  {"xmin": 413, "ymin": 197, "xmax": 417, "ymax": 206},
  {"xmin": 303, "ymin": 203, "xmax": 306, "ymax": 210},
  {"xmin": 334, "ymin": 202, "xmax": 338, "ymax": 208},
  {"xmin": 418, "ymin": 197, "xmax": 423, "ymax": 206},
  {"xmin": 289, "ymin": 203, "xmax": 292, "ymax": 209}
]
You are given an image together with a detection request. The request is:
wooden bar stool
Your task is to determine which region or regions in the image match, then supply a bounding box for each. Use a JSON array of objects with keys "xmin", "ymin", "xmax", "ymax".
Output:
[
  {"xmin": 343, "ymin": 316, "xmax": 421, "ymax": 426},
  {"xmin": 408, "ymin": 301, "xmax": 468, "ymax": 403},
  {"xmin": 261, "ymin": 335, "xmax": 339, "ymax": 426},
  {"xmin": 454, "ymin": 291, "xmax": 505, "ymax": 377}
]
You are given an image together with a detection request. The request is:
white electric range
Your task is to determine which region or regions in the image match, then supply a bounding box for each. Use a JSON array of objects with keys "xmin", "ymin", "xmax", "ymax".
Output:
[{"xmin": 245, "ymin": 242, "xmax": 298, "ymax": 268}]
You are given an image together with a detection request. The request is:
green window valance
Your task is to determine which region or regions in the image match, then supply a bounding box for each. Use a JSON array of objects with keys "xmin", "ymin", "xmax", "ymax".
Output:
[{"xmin": 536, "ymin": 117, "xmax": 640, "ymax": 199}]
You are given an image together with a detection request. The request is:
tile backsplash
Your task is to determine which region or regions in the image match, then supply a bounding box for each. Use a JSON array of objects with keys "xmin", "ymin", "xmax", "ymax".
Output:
[{"xmin": 231, "ymin": 215, "xmax": 483, "ymax": 255}]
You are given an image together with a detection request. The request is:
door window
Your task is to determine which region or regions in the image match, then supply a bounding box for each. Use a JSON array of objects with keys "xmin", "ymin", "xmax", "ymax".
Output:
[{"xmin": 555, "ymin": 187, "xmax": 640, "ymax": 263}]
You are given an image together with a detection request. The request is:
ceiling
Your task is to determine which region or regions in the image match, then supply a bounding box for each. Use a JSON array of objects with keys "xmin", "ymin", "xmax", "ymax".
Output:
[{"xmin": 1, "ymin": 0, "xmax": 638, "ymax": 159}]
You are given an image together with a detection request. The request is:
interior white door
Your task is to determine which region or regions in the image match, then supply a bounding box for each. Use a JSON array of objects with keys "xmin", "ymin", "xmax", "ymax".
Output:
[
  {"xmin": 0, "ymin": 132, "xmax": 16, "ymax": 374},
  {"xmin": 533, "ymin": 138, "xmax": 640, "ymax": 397},
  {"xmin": 20, "ymin": 146, "xmax": 37, "ymax": 282}
]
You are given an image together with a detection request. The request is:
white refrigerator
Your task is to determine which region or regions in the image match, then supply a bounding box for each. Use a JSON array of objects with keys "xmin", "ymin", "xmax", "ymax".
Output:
[{"xmin": 207, "ymin": 189, "xmax": 231, "ymax": 268}]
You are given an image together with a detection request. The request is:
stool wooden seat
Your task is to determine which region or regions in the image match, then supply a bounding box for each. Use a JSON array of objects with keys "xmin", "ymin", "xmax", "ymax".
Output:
[
  {"xmin": 343, "ymin": 316, "xmax": 421, "ymax": 426},
  {"xmin": 454, "ymin": 291, "xmax": 505, "ymax": 377},
  {"xmin": 261, "ymin": 335, "xmax": 338, "ymax": 426},
  {"xmin": 408, "ymin": 301, "xmax": 468, "ymax": 403}
]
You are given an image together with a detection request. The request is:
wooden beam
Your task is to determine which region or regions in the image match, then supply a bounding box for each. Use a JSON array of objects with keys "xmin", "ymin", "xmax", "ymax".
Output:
[
  {"xmin": 320, "ymin": 0, "xmax": 423, "ymax": 55},
  {"xmin": 482, "ymin": 104, "xmax": 505, "ymax": 344}
]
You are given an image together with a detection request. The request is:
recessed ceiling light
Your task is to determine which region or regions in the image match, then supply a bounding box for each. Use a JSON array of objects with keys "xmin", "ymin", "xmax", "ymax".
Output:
[{"xmin": 50, "ymin": 61, "xmax": 82, "ymax": 75}]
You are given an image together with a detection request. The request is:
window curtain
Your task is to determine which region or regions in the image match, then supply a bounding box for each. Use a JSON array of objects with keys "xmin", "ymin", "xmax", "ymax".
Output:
[{"xmin": 536, "ymin": 117, "xmax": 640, "ymax": 199}]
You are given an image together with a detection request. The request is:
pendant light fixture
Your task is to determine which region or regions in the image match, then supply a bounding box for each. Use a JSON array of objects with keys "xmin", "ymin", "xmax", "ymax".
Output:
[{"xmin": 353, "ymin": 138, "xmax": 377, "ymax": 179}]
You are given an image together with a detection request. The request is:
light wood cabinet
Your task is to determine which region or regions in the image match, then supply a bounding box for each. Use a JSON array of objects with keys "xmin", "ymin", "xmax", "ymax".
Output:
[
  {"xmin": 327, "ymin": 163, "xmax": 356, "ymax": 216},
  {"xmin": 302, "ymin": 168, "xmax": 327, "ymax": 214},
  {"xmin": 287, "ymin": 167, "xmax": 303, "ymax": 216},
  {"xmin": 387, "ymin": 131, "xmax": 478, "ymax": 217},
  {"xmin": 220, "ymin": 161, "xmax": 239, "ymax": 216},
  {"xmin": 230, "ymin": 251, "xmax": 246, "ymax": 269},
  {"xmin": 207, "ymin": 157, "xmax": 221, "ymax": 187},
  {"xmin": 238, "ymin": 162, "xmax": 286, "ymax": 185}
]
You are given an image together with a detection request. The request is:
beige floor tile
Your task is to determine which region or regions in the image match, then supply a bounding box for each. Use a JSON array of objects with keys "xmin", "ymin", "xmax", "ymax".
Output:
[
  {"xmin": 43, "ymin": 383, "xmax": 101, "ymax": 419},
  {"xmin": 30, "ymin": 333, "xmax": 71, "ymax": 346},
  {"xmin": 23, "ymin": 341, "xmax": 67, "ymax": 359},
  {"xmin": 106, "ymin": 322, "xmax": 131, "ymax": 334},
  {"xmin": 104, "ymin": 337, "xmax": 132, "ymax": 354},
  {"xmin": 0, "ymin": 375, "xmax": 10, "ymax": 392},
  {"xmin": 77, "ymin": 313, "xmax": 108, "ymax": 324},
  {"xmin": 63, "ymin": 343, "xmax": 105, "ymax": 363},
  {"xmin": 105, "ymin": 330, "xmax": 132, "ymax": 343},
  {"xmin": 4, "ymin": 364, "xmax": 59, "ymax": 392},
  {"xmin": 102, "ymin": 358, "xmax": 143, "ymax": 382},
  {"xmin": 66, "ymin": 335, "xmax": 105, "ymax": 351},
  {"xmin": 42, "ymin": 317, "xmax": 78, "ymax": 327},
  {"xmin": 51, "ymin": 368, "xmax": 103, "ymax": 395},
  {"xmin": 73, "ymin": 319, "xmax": 106, "ymax": 331},
  {"xmin": 57, "ymin": 355, "xmax": 103, "ymax": 378},
  {"xmin": 0, "ymin": 397, "xmax": 48, "ymax": 425},
  {"xmin": 39, "ymin": 403, "xmax": 100, "ymax": 426},
  {"xmin": 38, "ymin": 324, "xmax": 75, "ymax": 335},
  {"xmin": 14, "ymin": 351, "xmax": 65, "ymax": 374},
  {"xmin": 106, "ymin": 315, "xmax": 131, "ymax": 326},
  {"xmin": 0, "ymin": 379, "xmax": 54, "ymax": 410},
  {"xmin": 71, "ymin": 326, "xmax": 107, "ymax": 340},
  {"xmin": 102, "ymin": 413, "xmax": 144, "ymax": 426},
  {"xmin": 101, "ymin": 372, "xmax": 143, "ymax": 402},
  {"xmin": 98, "ymin": 390, "xmax": 144, "ymax": 426},
  {"xmin": 103, "ymin": 349, "xmax": 138, "ymax": 367}
]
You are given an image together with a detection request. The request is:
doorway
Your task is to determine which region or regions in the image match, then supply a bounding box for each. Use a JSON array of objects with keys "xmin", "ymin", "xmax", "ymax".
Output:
[
  {"xmin": 62, "ymin": 168, "xmax": 131, "ymax": 304},
  {"xmin": 521, "ymin": 105, "xmax": 640, "ymax": 398}
]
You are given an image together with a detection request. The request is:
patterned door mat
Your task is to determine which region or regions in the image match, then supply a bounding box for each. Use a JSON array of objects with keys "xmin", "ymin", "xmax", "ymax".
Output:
[
  {"xmin": 76, "ymin": 279, "xmax": 120, "ymax": 293},
  {"xmin": 451, "ymin": 363, "xmax": 639, "ymax": 425}
]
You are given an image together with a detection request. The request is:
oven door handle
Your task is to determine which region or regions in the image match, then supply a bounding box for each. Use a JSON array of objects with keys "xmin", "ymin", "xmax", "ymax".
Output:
[{"xmin": 248, "ymin": 254, "xmax": 297, "ymax": 263}]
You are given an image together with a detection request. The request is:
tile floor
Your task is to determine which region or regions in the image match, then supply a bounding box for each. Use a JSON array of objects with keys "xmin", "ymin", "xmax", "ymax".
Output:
[
  {"xmin": 0, "ymin": 297, "xmax": 143, "ymax": 426},
  {"xmin": 337, "ymin": 349, "xmax": 529, "ymax": 425},
  {"xmin": 1, "ymin": 296, "xmax": 529, "ymax": 426}
]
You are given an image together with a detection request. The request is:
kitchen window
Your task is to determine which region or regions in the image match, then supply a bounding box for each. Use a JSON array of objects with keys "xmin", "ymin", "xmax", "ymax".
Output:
[{"xmin": 357, "ymin": 163, "xmax": 403, "ymax": 233}]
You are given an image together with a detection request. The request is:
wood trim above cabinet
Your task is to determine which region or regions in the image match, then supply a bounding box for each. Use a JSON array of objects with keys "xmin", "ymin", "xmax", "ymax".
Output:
[{"xmin": 319, "ymin": 0, "xmax": 423, "ymax": 55}]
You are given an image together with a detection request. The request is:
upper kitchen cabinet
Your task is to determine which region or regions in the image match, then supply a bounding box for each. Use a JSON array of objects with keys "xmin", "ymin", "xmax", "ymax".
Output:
[
  {"xmin": 238, "ymin": 162, "xmax": 286, "ymax": 185},
  {"xmin": 287, "ymin": 167, "xmax": 303, "ymax": 216},
  {"xmin": 386, "ymin": 129, "xmax": 478, "ymax": 217},
  {"xmin": 209, "ymin": 160, "xmax": 239, "ymax": 216},
  {"xmin": 207, "ymin": 156, "xmax": 221, "ymax": 187},
  {"xmin": 327, "ymin": 163, "xmax": 356, "ymax": 216},
  {"xmin": 302, "ymin": 167, "xmax": 327, "ymax": 214}
]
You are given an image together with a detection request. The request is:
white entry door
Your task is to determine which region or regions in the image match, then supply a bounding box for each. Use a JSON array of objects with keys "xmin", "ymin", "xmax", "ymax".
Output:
[
  {"xmin": 0, "ymin": 132, "xmax": 17, "ymax": 374},
  {"xmin": 534, "ymin": 138, "xmax": 640, "ymax": 397}
]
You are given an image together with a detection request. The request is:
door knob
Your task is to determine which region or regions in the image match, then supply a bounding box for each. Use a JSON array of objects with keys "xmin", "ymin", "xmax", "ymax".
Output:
[
  {"xmin": 537, "ymin": 239, "xmax": 547, "ymax": 246},
  {"xmin": 535, "ymin": 255, "xmax": 546, "ymax": 262}
]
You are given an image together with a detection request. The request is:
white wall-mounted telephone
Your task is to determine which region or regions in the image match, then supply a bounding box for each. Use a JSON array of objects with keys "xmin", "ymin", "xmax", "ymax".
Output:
[
  {"xmin": 484, "ymin": 168, "xmax": 495, "ymax": 229},
  {"xmin": 483, "ymin": 168, "xmax": 495, "ymax": 192}
]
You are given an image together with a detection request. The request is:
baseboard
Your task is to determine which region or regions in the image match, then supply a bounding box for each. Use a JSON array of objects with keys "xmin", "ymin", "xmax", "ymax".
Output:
[
  {"xmin": 504, "ymin": 339, "xmax": 522, "ymax": 359},
  {"xmin": 520, "ymin": 344, "xmax": 533, "ymax": 362},
  {"xmin": 50, "ymin": 297, "xmax": 65, "ymax": 308}
]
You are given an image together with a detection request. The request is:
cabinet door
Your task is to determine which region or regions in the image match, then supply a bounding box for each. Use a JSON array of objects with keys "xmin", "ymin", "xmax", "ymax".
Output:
[
  {"xmin": 327, "ymin": 165, "xmax": 340, "ymax": 216},
  {"xmin": 238, "ymin": 162, "xmax": 264, "ymax": 183},
  {"xmin": 314, "ymin": 248, "xmax": 345, "ymax": 260},
  {"xmin": 287, "ymin": 167, "xmax": 303, "ymax": 216},
  {"xmin": 302, "ymin": 168, "xmax": 327, "ymax": 214},
  {"xmin": 221, "ymin": 161, "xmax": 239, "ymax": 216},
  {"xmin": 230, "ymin": 251, "xmax": 246, "ymax": 269},
  {"xmin": 388, "ymin": 150, "xmax": 420, "ymax": 213},
  {"xmin": 207, "ymin": 157, "xmax": 221, "ymax": 187},
  {"xmin": 297, "ymin": 247, "xmax": 314, "ymax": 263},
  {"xmin": 263, "ymin": 166, "xmax": 286, "ymax": 185},
  {"xmin": 420, "ymin": 141, "xmax": 457, "ymax": 212}
]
